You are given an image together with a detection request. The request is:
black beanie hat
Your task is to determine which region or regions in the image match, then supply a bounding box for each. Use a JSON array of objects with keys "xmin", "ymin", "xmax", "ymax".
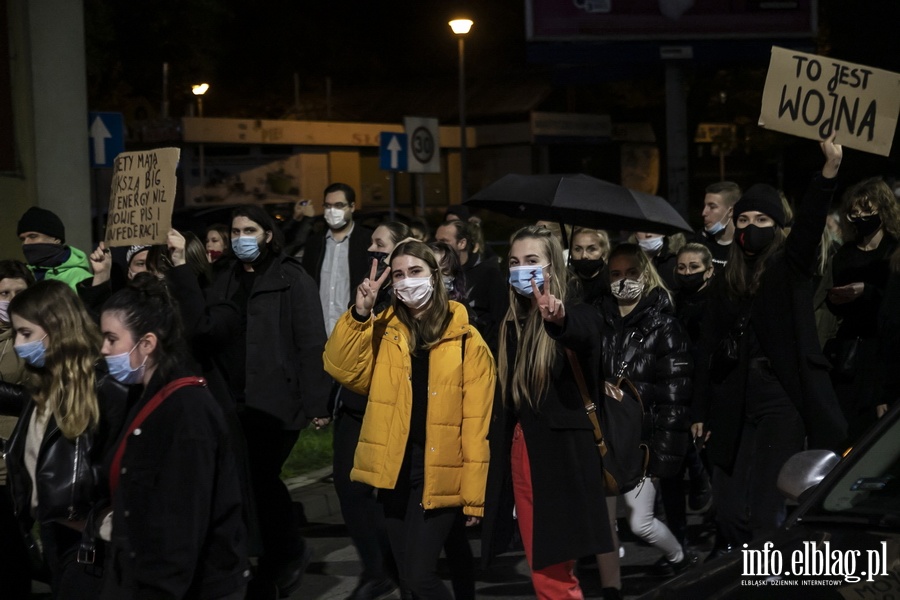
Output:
[
  {"xmin": 732, "ymin": 184, "xmax": 786, "ymax": 228},
  {"xmin": 17, "ymin": 207, "xmax": 66, "ymax": 242}
]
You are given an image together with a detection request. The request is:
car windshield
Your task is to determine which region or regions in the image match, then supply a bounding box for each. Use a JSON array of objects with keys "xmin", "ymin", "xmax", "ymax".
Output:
[{"xmin": 809, "ymin": 413, "xmax": 900, "ymax": 525}]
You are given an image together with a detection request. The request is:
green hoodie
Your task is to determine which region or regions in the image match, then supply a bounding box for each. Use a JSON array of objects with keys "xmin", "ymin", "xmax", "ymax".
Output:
[{"xmin": 28, "ymin": 245, "xmax": 93, "ymax": 290}]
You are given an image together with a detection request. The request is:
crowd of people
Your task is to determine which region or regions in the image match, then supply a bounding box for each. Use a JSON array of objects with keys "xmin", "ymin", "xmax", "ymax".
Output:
[{"xmin": 0, "ymin": 135, "xmax": 897, "ymax": 599}]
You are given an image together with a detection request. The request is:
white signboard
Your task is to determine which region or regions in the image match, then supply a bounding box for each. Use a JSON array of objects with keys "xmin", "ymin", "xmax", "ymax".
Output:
[{"xmin": 403, "ymin": 116, "xmax": 441, "ymax": 173}]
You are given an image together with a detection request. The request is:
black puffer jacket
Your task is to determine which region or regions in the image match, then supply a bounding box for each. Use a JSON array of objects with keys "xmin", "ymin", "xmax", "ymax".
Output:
[{"xmin": 554, "ymin": 288, "xmax": 693, "ymax": 477}]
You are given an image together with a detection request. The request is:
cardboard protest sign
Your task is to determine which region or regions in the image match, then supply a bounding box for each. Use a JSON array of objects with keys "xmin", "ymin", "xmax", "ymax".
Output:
[
  {"xmin": 759, "ymin": 47, "xmax": 900, "ymax": 156},
  {"xmin": 105, "ymin": 148, "xmax": 180, "ymax": 246}
]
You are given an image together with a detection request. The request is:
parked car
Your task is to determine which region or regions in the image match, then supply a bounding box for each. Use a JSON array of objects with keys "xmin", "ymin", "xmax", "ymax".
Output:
[{"xmin": 638, "ymin": 403, "xmax": 900, "ymax": 599}]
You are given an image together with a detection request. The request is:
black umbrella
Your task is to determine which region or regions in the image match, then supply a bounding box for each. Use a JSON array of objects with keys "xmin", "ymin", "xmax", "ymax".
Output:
[{"xmin": 465, "ymin": 173, "xmax": 693, "ymax": 236}]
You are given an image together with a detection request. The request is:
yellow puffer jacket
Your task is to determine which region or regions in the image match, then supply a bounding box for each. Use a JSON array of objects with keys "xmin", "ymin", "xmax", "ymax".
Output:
[{"xmin": 323, "ymin": 301, "xmax": 495, "ymax": 517}]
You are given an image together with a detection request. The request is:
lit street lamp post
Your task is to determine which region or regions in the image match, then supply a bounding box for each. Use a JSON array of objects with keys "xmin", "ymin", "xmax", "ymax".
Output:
[
  {"xmin": 449, "ymin": 18, "xmax": 473, "ymax": 202},
  {"xmin": 192, "ymin": 83, "xmax": 209, "ymax": 190}
]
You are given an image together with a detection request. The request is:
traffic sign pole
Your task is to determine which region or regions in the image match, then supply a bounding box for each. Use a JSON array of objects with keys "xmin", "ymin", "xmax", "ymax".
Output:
[{"xmin": 389, "ymin": 172, "xmax": 397, "ymax": 222}]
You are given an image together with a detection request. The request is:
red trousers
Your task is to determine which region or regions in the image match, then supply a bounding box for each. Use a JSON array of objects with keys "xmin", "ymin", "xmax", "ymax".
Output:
[{"xmin": 511, "ymin": 423, "xmax": 584, "ymax": 600}]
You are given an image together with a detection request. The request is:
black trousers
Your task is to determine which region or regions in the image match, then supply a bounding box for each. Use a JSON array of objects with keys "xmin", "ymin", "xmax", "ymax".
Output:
[
  {"xmin": 0, "ymin": 486, "xmax": 31, "ymax": 597},
  {"xmin": 238, "ymin": 406, "xmax": 305, "ymax": 572},
  {"xmin": 380, "ymin": 480, "xmax": 459, "ymax": 600},
  {"xmin": 713, "ymin": 367, "xmax": 805, "ymax": 547},
  {"xmin": 41, "ymin": 521, "xmax": 103, "ymax": 600},
  {"xmin": 333, "ymin": 409, "xmax": 394, "ymax": 582}
]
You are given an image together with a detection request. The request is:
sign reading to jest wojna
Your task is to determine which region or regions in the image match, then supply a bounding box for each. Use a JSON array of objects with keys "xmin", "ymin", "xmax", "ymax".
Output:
[
  {"xmin": 759, "ymin": 47, "xmax": 900, "ymax": 156},
  {"xmin": 105, "ymin": 148, "xmax": 180, "ymax": 246}
]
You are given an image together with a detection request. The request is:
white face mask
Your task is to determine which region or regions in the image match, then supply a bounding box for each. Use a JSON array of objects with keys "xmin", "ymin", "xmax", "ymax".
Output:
[
  {"xmin": 611, "ymin": 275, "xmax": 645, "ymax": 301},
  {"xmin": 638, "ymin": 237, "xmax": 664, "ymax": 253},
  {"xmin": 393, "ymin": 276, "xmax": 434, "ymax": 309},
  {"xmin": 324, "ymin": 207, "xmax": 348, "ymax": 229}
]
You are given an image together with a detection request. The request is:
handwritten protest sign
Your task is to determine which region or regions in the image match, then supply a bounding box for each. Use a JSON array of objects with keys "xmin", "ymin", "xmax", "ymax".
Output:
[
  {"xmin": 759, "ymin": 47, "xmax": 900, "ymax": 156},
  {"xmin": 105, "ymin": 148, "xmax": 180, "ymax": 246}
]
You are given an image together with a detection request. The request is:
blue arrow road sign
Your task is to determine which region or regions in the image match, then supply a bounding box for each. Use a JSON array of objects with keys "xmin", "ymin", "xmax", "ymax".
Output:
[
  {"xmin": 379, "ymin": 132, "xmax": 408, "ymax": 171},
  {"xmin": 88, "ymin": 112, "xmax": 125, "ymax": 168}
]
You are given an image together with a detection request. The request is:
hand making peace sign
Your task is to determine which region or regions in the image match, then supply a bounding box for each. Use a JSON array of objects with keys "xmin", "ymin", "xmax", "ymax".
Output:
[
  {"xmin": 355, "ymin": 258, "xmax": 391, "ymax": 318},
  {"xmin": 532, "ymin": 267, "xmax": 566, "ymax": 326}
]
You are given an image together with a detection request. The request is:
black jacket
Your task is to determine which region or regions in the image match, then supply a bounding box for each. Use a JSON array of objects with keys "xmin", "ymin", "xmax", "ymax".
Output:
[
  {"xmin": 101, "ymin": 369, "xmax": 249, "ymax": 600},
  {"xmin": 301, "ymin": 222, "xmax": 373, "ymax": 292},
  {"xmin": 482, "ymin": 310, "xmax": 613, "ymax": 571},
  {"xmin": 0, "ymin": 370, "xmax": 131, "ymax": 529},
  {"xmin": 462, "ymin": 253, "xmax": 508, "ymax": 353},
  {"xmin": 552, "ymin": 289, "xmax": 693, "ymax": 477},
  {"xmin": 207, "ymin": 253, "xmax": 332, "ymax": 428},
  {"xmin": 692, "ymin": 174, "xmax": 848, "ymax": 471}
]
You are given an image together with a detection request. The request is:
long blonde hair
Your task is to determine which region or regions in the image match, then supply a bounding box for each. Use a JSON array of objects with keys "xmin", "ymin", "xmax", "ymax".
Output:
[
  {"xmin": 389, "ymin": 240, "xmax": 451, "ymax": 353},
  {"xmin": 9, "ymin": 280, "xmax": 101, "ymax": 440},
  {"xmin": 498, "ymin": 225, "xmax": 568, "ymax": 410}
]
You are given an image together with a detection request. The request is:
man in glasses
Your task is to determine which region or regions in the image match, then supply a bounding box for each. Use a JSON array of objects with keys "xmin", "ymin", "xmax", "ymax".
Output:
[{"xmin": 303, "ymin": 182, "xmax": 373, "ymax": 335}]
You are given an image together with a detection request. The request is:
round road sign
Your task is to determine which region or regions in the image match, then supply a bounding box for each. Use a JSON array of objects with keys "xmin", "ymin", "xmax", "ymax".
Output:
[{"xmin": 411, "ymin": 126, "xmax": 435, "ymax": 164}]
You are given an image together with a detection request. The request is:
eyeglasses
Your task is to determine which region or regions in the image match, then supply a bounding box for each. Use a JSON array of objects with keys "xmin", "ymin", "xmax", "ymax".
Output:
[
  {"xmin": 323, "ymin": 202, "xmax": 349, "ymax": 210},
  {"xmin": 847, "ymin": 209, "xmax": 878, "ymax": 220}
]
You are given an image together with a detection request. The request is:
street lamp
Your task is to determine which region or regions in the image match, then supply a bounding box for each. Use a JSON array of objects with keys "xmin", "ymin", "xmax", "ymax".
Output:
[
  {"xmin": 192, "ymin": 83, "xmax": 209, "ymax": 190},
  {"xmin": 449, "ymin": 18, "xmax": 473, "ymax": 202},
  {"xmin": 191, "ymin": 83, "xmax": 209, "ymax": 117}
]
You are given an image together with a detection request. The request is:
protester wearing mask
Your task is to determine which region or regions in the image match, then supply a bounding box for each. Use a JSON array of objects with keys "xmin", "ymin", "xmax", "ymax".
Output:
[
  {"xmin": 698, "ymin": 182, "xmax": 741, "ymax": 273},
  {"xmin": 482, "ymin": 225, "xmax": 614, "ymax": 599},
  {"xmin": 95, "ymin": 274, "xmax": 249, "ymax": 599},
  {"xmin": 331, "ymin": 220, "xmax": 409, "ymax": 600},
  {"xmin": 0, "ymin": 280, "xmax": 131, "ymax": 599},
  {"xmin": 632, "ymin": 232, "xmax": 681, "ymax": 289},
  {"xmin": 302, "ymin": 183, "xmax": 373, "ymax": 335},
  {"xmin": 568, "ymin": 228, "xmax": 611, "ymax": 304},
  {"xmin": 324, "ymin": 240, "xmax": 494, "ymax": 600},
  {"xmin": 824, "ymin": 177, "xmax": 900, "ymax": 441},
  {"xmin": 552, "ymin": 243, "xmax": 695, "ymax": 582},
  {"xmin": 0, "ymin": 260, "xmax": 34, "ymax": 597},
  {"xmin": 16, "ymin": 207, "xmax": 93, "ymax": 290},
  {"xmin": 691, "ymin": 137, "xmax": 847, "ymax": 558},
  {"xmin": 207, "ymin": 204, "xmax": 332, "ymax": 597},
  {"xmin": 674, "ymin": 243, "xmax": 715, "ymax": 344}
]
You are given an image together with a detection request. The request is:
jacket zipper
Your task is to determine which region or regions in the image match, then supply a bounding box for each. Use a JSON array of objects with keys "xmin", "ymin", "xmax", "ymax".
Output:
[{"xmin": 68, "ymin": 436, "xmax": 79, "ymax": 520}]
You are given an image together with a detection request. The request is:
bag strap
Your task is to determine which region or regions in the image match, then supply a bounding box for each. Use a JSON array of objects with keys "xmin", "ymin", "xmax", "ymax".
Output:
[
  {"xmin": 565, "ymin": 348, "xmax": 605, "ymax": 456},
  {"xmin": 615, "ymin": 330, "xmax": 644, "ymax": 379},
  {"xmin": 108, "ymin": 377, "xmax": 206, "ymax": 498}
]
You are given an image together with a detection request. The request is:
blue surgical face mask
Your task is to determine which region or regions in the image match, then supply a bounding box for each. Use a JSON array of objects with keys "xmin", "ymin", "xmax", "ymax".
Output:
[
  {"xmin": 705, "ymin": 220, "xmax": 725, "ymax": 236},
  {"xmin": 15, "ymin": 335, "xmax": 48, "ymax": 368},
  {"xmin": 638, "ymin": 236, "xmax": 664, "ymax": 253},
  {"xmin": 509, "ymin": 264, "xmax": 549, "ymax": 297},
  {"xmin": 105, "ymin": 341, "xmax": 148, "ymax": 385},
  {"xmin": 232, "ymin": 235, "xmax": 261, "ymax": 263}
]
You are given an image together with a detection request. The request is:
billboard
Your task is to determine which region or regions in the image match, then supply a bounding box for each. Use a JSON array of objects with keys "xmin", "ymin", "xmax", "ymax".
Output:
[{"xmin": 526, "ymin": 0, "xmax": 817, "ymax": 41}]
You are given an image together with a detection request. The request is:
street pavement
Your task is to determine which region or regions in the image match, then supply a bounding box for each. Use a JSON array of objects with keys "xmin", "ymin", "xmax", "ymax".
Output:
[{"xmin": 289, "ymin": 468, "xmax": 715, "ymax": 599}]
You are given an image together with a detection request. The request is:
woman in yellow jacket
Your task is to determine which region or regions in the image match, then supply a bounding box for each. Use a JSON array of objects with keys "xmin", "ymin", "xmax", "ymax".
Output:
[{"xmin": 324, "ymin": 240, "xmax": 494, "ymax": 599}]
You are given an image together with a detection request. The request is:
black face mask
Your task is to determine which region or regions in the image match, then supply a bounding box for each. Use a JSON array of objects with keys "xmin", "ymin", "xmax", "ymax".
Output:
[
  {"xmin": 735, "ymin": 225, "xmax": 776, "ymax": 255},
  {"xmin": 22, "ymin": 243, "xmax": 67, "ymax": 267},
  {"xmin": 849, "ymin": 214, "xmax": 882, "ymax": 239},
  {"xmin": 570, "ymin": 258, "xmax": 605, "ymax": 280},
  {"xmin": 674, "ymin": 271, "xmax": 707, "ymax": 294},
  {"xmin": 367, "ymin": 251, "xmax": 389, "ymax": 278}
]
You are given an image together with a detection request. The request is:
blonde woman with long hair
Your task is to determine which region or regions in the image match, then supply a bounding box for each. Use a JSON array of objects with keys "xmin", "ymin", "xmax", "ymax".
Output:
[
  {"xmin": 1, "ymin": 280, "xmax": 130, "ymax": 598},
  {"xmin": 481, "ymin": 225, "xmax": 613, "ymax": 600}
]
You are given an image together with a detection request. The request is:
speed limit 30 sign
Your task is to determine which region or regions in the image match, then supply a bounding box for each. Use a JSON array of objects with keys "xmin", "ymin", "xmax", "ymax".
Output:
[{"xmin": 403, "ymin": 116, "xmax": 441, "ymax": 173}]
